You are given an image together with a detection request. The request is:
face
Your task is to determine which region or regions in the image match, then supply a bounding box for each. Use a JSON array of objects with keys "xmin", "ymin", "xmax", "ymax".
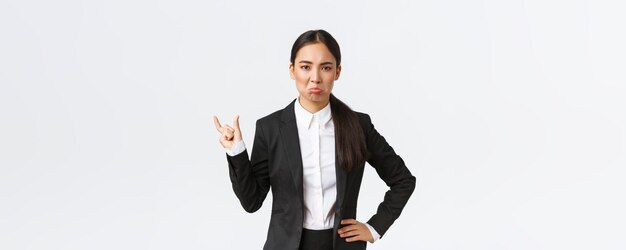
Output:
[{"xmin": 289, "ymin": 42, "xmax": 341, "ymax": 106}]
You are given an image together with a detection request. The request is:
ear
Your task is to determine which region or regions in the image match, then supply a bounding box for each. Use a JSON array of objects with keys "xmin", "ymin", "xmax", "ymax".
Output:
[
  {"xmin": 289, "ymin": 63, "xmax": 295, "ymax": 80},
  {"xmin": 335, "ymin": 64, "xmax": 342, "ymax": 80}
]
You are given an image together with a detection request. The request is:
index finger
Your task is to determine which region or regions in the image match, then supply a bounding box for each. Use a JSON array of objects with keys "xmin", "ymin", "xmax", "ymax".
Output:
[
  {"xmin": 340, "ymin": 219, "xmax": 358, "ymax": 225},
  {"xmin": 213, "ymin": 115, "xmax": 223, "ymax": 132}
]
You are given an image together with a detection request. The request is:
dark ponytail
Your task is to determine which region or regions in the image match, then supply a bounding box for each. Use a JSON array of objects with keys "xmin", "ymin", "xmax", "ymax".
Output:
[
  {"xmin": 329, "ymin": 93, "xmax": 369, "ymax": 172},
  {"xmin": 290, "ymin": 30, "xmax": 368, "ymax": 172}
]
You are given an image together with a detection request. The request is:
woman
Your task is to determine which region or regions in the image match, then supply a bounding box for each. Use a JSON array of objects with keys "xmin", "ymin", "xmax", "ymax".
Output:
[{"xmin": 213, "ymin": 29, "xmax": 415, "ymax": 250}]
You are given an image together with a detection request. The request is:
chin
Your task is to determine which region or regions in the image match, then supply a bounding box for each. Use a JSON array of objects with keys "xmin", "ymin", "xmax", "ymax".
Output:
[{"xmin": 309, "ymin": 94, "xmax": 328, "ymax": 101}]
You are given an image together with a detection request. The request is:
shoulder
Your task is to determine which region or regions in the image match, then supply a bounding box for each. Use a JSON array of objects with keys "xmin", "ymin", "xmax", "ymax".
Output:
[
  {"xmin": 255, "ymin": 99, "xmax": 295, "ymax": 126},
  {"xmin": 252, "ymin": 110, "xmax": 281, "ymax": 134},
  {"xmin": 353, "ymin": 110, "xmax": 375, "ymax": 135},
  {"xmin": 354, "ymin": 110, "xmax": 373, "ymax": 125},
  {"xmin": 257, "ymin": 109, "xmax": 282, "ymax": 123}
]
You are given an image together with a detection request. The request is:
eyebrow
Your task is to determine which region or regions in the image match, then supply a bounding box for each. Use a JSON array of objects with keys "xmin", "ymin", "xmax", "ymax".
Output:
[{"xmin": 298, "ymin": 60, "xmax": 335, "ymax": 66}]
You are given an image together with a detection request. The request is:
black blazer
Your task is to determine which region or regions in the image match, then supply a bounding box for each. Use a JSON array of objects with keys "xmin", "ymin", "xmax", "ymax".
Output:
[{"xmin": 226, "ymin": 99, "xmax": 416, "ymax": 250}]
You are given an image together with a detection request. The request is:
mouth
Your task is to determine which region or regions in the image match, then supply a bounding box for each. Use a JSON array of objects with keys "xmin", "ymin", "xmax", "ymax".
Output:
[{"xmin": 310, "ymin": 88, "xmax": 322, "ymax": 94}]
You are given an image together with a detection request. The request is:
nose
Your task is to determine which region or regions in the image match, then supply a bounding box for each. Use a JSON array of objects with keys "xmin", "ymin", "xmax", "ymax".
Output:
[{"xmin": 310, "ymin": 69, "xmax": 321, "ymax": 84}]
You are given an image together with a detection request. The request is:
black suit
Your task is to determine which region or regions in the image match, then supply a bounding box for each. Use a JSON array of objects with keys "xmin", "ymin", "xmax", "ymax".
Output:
[{"xmin": 226, "ymin": 99, "xmax": 416, "ymax": 250}]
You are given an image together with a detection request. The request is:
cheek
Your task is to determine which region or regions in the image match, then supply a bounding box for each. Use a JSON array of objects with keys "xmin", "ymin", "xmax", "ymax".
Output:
[
  {"xmin": 294, "ymin": 73, "xmax": 307, "ymax": 89},
  {"xmin": 295, "ymin": 71, "xmax": 309, "ymax": 82},
  {"xmin": 324, "ymin": 72, "xmax": 337, "ymax": 81}
]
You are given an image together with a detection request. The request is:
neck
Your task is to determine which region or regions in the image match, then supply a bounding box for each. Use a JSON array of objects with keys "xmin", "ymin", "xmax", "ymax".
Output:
[{"xmin": 298, "ymin": 95, "xmax": 329, "ymax": 114}]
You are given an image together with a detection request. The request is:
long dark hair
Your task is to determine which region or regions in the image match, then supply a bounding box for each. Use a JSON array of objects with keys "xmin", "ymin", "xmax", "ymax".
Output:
[{"xmin": 290, "ymin": 29, "xmax": 369, "ymax": 172}]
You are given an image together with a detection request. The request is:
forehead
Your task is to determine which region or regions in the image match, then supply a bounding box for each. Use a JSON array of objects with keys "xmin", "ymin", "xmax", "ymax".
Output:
[{"xmin": 295, "ymin": 43, "xmax": 336, "ymax": 63}]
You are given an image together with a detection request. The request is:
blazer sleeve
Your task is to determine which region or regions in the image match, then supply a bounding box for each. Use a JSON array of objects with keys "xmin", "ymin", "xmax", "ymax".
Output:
[
  {"xmin": 363, "ymin": 114, "xmax": 416, "ymax": 238},
  {"xmin": 225, "ymin": 119, "xmax": 270, "ymax": 213}
]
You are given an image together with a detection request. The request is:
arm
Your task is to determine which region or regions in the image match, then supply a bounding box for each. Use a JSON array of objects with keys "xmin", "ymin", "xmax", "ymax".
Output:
[
  {"xmin": 363, "ymin": 114, "xmax": 416, "ymax": 238},
  {"xmin": 225, "ymin": 119, "xmax": 270, "ymax": 213}
]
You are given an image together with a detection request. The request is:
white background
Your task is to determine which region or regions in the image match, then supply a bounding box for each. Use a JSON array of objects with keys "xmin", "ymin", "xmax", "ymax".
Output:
[{"xmin": 1, "ymin": 0, "xmax": 625, "ymax": 249}]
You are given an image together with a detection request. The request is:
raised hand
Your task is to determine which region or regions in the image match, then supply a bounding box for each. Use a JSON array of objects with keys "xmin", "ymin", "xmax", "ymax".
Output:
[{"xmin": 213, "ymin": 115, "xmax": 242, "ymax": 150}]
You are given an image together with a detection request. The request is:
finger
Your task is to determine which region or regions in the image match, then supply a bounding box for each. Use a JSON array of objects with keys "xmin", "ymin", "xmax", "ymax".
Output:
[
  {"xmin": 224, "ymin": 130, "xmax": 234, "ymax": 137},
  {"xmin": 345, "ymin": 234, "xmax": 364, "ymax": 242},
  {"xmin": 223, "ymin": 126, "xmax": 235, "ymax": 136},
  {"xmin": 223, "ymin": 126, "xmax": 234, "ymax": 134},
  {"xmin": 224, "ymin": 128, "xmax": 234, "ymax": 136},
  {"xmin": 233, "ymin": 114, "xmax": 240, "ymax": 131},
  {"xmin": 213, "ymin": 116, "xmax": 223, "ymax": 132},
  {"xmin": 339, "ymin": 228, "xmax": 361, "ymax": 238},
  {"xmin": 224, "ymin": 125, "xmax": 235, "ymax": 132},
  {"xmin": 224, "ymin": 131, "xmax": 234, "ymax": 140},
  {"xmin": 221, "ymin": 133, "xmax": 230, "ymax": 142},
  {"xmin": 340, "ymin": 219, "xmax": 358, "ymax": 225},
  {"xmin": 338, "ymin": 225, "xmax": 359, "ymax": 234}
]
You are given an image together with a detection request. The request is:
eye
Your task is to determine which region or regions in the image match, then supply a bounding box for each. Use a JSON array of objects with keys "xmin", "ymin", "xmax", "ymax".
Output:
[
  {"xmin": 300, "ymin": 65, "xmax": 310, "ymax": 70},
  {"xmin": 322, "ymin": 66, "xmax": 332, "ymax": 71}
]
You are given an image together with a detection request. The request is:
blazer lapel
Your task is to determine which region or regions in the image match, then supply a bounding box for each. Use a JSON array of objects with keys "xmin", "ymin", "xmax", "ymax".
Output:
[
  {"xmin": 334, "ymin": 151, "xmax": 347, "ymax": 213},
  {"xmin": 333, "ymin": 146, "xmax": 348, "ymax": 247},
  {"xmin": 279, "ymin": 99, "xmax": 304, "ymax": 205}
]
